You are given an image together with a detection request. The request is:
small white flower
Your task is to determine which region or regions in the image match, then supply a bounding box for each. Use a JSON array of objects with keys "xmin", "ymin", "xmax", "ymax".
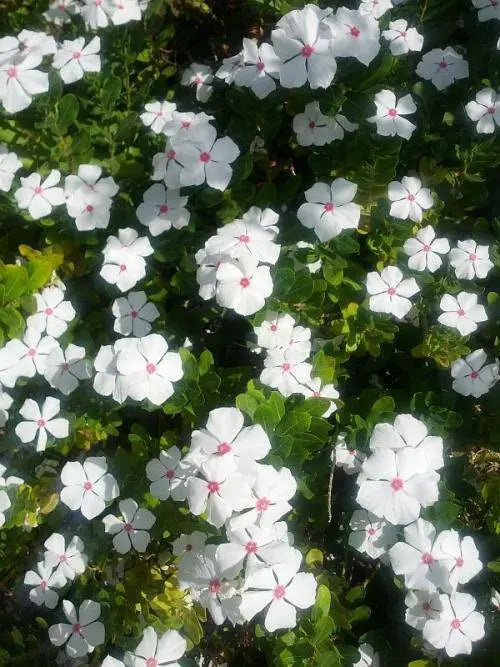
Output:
[
  {"xmin": 260, "ymin": 347, "xmax": 313, "ymax": 397},
  {"xmin": 388, "ymin": 176, "xmax": 433, "ymax": 222},
  {"xmin": 0, "ymin": 328, "xmax": 59, "ymax": 386},
  {"xmin": 349, "ymin": 509, "xmax": 397, "ymax": 559},
  {"xmin": 0, "ymin": 144, "xmax": 22, "ymax": 192},
  {"xmin": 389, "ymin": 518, "xmax": 443, "ymax": 591},
  {"xmin": 423, "ymin": 592, "xmax": 485, "ymax": 657},
  {"xmin": 368, "ymin": 90, "xmax": 417, "ymax": 140},
  {"xmin": 366, "ymin": 266, "xmax": 420, "ymax": 319},
  {"xmin": 326, "ymin": 7, "xmax": 381, "ymax": 66},
  {"xmin": 297, "ymin": 178, "xmax": 360, "ymax": 242},
  {"xmin": 242, "ymin": 206, "xmax": 280, "ymax": 237},
  {"xmin": 215, "ymin": 51, "xmax": 244, "ymax": 84},
  {"xmin": 109, "ymin": 0, "xmax": 142, "ymax": 26},
  {"xmin": 298, "ymin": 377, "xmax": 339, "ymax": 417},
  {"xmin": 432, "ymin": 529, "xmax": 482, "ymax": 592},
  {"xmin": 416, "ymin": 47, "xmax": 469, "ymax": 90},
  {"xmin": 234, "ymin": 39, "xmax": 280, "ymax": 99},
  {"xmin": 44, "ymin": 344, "xmax": 92, "ymax": 395},
  {"xmin": 254, "ymin": 311, "xmax": 296, "ymax": 351},
  {"xmin": 15, "ymin": 397, "xmax": 69, "ymax": 451},
  {"xmin": 359, "ymin": 0, "xmax": 393, "ymax": 19},
  {"xmin": 52, "ymin": 37, "xmax": 100, "ymax": 84},
  {"xmin": 43, "ymin": 533, "xmax": 88, "ymax": 581},
  {"xmin": 205, "ymin": 218, "xmax": 280, "ymax": 265},
  {"xmin": 26, "ymin": 286, "xmax": 76, "ymax": 338},
  {"xmin": 216, "ymin": 256, "xmax": 273, "ymax": 316},
  {"xmin": 382, "ymin": 19, "xmax": 423, "ymax": 56},
  {"xmin": 48, "ymin": 599, "xmax": 105, "ymax": 658},
  {"xmin": 100, "ymin": 228, "xmax": 154, "ymax": 292},
  {"xmin": 14, "ymin": 169, "xmax": 65, "ymax": 219},
  {"xmin": 449, "ymin": 239, "xmax": 494, "ymax": 280},
  {"xmin": 450, "ymin": 349, "xmax": 499, "ymax": 397},
  {"xmin": 80, "ymin": 0, "xmax": 113, "ymax": 29},
  {"xmin": 136, "ymin": 184, "xmax": 190, "ymax": 236},
  {"xmin": 146, "ymin": 446, "xmax": 188, "ymax": 501},
  {"xmin": 92, "ymin": 338, "xmax": 139, "ymax": 403},
  {"xmin": 438, "ymin": 292, "xmax": 488, "ymax": 336},
  {"xmin": 293, "ymin": 101, "xmax": 333, "ymax": 146},
  {"xmin": 112, "ymin": 291, "xmax": 159, "ymax": 337},
  {"xmin": 403, "ymin": 225, "xmax": 450, "ymax": 272},
  {"xmin": 103, "ymin": 498, "xmax": 156, "ymax": 554},
  {"xmin": 24, "ymin": 561, "xmax": 66, "ymax": 609},
  {"xmin": 0, "ymin": 53, "xmax": 49, "ymax": 114},
  {"xmin": 181, "ymin": 62, "xmax": 213, "ymax": 102},
  {"xmin": 65, "ymin": 164, "xmax": 118, "ymax": 232},
  {"xmin": 465, "ymin": 88, "xmax": 500, "ymax": 133},
  {"xmin": 405, "ymin": 590, "xmax": 443, "ymax": 631},
  {"xmin": 126, "ymin": 626, "xmax": 187, "ymax": 667},
  {"xmin": 334, "ymin": 434, "xmax": 366, "ymax": 474},
  {"xmin": 140, "ymin": 100, "xmax": 177, "ymax": 134},
  {"xmin": 172, "ymin": 531, "xmax": 207, "ymax": 557},
  {"xmin": 44, "ymin": 0, "xmax": 80, "ymax": 25},
  {"xmin": 472, "ymin": 0, "xmax": 500, "ymax": 22},
  {"xmin": 60, "ymin": 457, "xmax": 119, "ymax": 520}
]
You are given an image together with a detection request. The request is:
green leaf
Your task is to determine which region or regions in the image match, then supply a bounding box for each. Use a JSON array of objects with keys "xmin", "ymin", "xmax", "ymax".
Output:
[
  {"xmin": 102, "ymin": 75, "xmax": 122, "ymax": 109},
  {"xmin": 0, "ymin": 306, "xmax": 24, "ymax": 337},
  {"xmin": 312, "ymin": 584, "xmax": 331, "ymax": 622},
  {"xmin": 305, "ymin": 548, "xmax": 323, "ymax": 568},
  {"xmin": 314, "ymin": 615, "xmax": 335, "ymax": 643},
  {"xmin": 198, "ymin": 349, "xmax": 214, "ymax": 376},
  {"xmin": 0, "ymin": 265, "xmax": 29, "ymax": 302},
  {"xmin": 57, "ymin": 94, "xmax": 79, "ymax": 133}
]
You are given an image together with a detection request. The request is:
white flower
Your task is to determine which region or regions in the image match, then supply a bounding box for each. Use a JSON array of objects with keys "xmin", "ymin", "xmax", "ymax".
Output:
[
  {"xmin": 186, "ymin": 457, "xmax": 253, "ymax": 528},
  {"xmin": 44, "ymin": 344, "xmax": 92, "ymax": 395},
  {"xmin": 0, "ymin": 489, "xmax": 11, "ymax": 527},
  {"xmin": 388, "ymin": 176, "xmax": 433, "ymax": 222},
  {"xmin": 403, "ymin": 225, "xmax": 450, "ymax": 272},
  {"xmin": 254, "ymin": 311, "xmax": 296, "ymax": 350},
  {"xmin": 92, "ymin": 339, "xmax": 138, "ymax": 403},
  {"xmin": 52, "ymin": 37, "xmax": 100, "ymax": 84},
  {"xmin": 359, "ymin": 0, "xmax": 393, "ymax": 19},
  {"xmin": 465, "ymin": 88, "xmax": 500, "ymax": 133},
  {"xmin": 205, "ymin": 219, "xmax": 280, "ymax": 265},
  {"xmin": 0, "ymin": 53, "xmax": 49, "ymax": 114},
  {"xmin": 140, "ymin": 100, "xmax": 176, "ymax": 134},
  {"xmin": 368, "ymin": 90, "xmax": 417, "ymax": 140},
  {"xmin": 195, "ymin": 249, "xmax": 230, "ymax": 301},
  {"xmin": 366, "ymin": 266, "xmax": 420, "ymax": 319},
  {"xmin": 24, "ymin": 562, "xmax": 66, "ymax": 609},
  {"xmin": 109, "ymin": 0, "xmax": 142, "ymax": 25},
  {"xmin": 136, "ymin": 184, "xmax": 190, "ymax": 236},
  {"xmin": 369, "ymin": 413, "xmax": 444, "ymax": 472},
  {"xmin": 100, "ymin": 228, "xmax": 154, "ymax": 292},
  {"xmin": 172, "ymin": 531, "xmax": 207, "ymax": 557},
  {"xmin": 432, "ymin": 530, "xmax": 482, "ymax": 592},
  {"xmin": 389, "ymin": 518, "xmax": 444, "ymax": 591},
  {"xmin": 357, "ymin": 448, "xmax": 440, "ymax": 525},
  {"xmin": 353, "ymin": 642, "xmax": 380, "ymax": 667},
  {"xmin": 298, "ymin": 378, "xmax": 339, "ymax": 417},
  {"xmin": 240, "ymin": 547, "xmax": 316, "ymax": 631},
  {"xmin": 348, "ymin": 509, "xmax": 397, "ymax": 559},
  {"xmin": 48, "ymin": 599, "xmax": 105, "ymax": 658},
  {"xmin": 416, "ymin": 47, "xmax": 469, "ymax": 90},
  {"xmin": 162, "ymin": 109, "xmax": 214, "ymax": 140},
  {"xmin": 43, "ymin": 533, "xmax": 87, "ymax": 581},
  {"xmin": 215, "ymin": 256, "xmax": 273, "ymax": 316},
  {"xmin": 242, "ymin": 206, "xmax": 280, "ymax": 237},
  {"xmin": 423, "ymin": 592, "xmax": 485, "ymax": 657},
  {"xmin": 175, "ymin": 125, "xmax": 240, "ymax": 191},
  {"xmin": 382, "ymin": 19, "xmax": 423, "ymax": 55},
  {"xmin": 146, "ymin": 446, "xmax": 188, "ymax": 501},
  {"xmin": 292, "ymin": 100, "xmax": 333, "ymax": 146},
  {"xmin": 115, "ymin": 333, "xmax": 183, "ymax": 405},
  {"xmin": 472, "ymin": 0, "xmax": 500, "ymax": 22},
  {"xmin": 60, "ymin": 457, "xmax": 119, "ymax": 520},
  {"xmin": 326, "ymin": 113, "xmax": 359, "ymax": 140},
  {"xmin": 15, "ymin": 397, "xmax": 69, "ymax": 452},
  {"xmin": 449, "ymin": 240, "xmax": 494, "ymax": 280},
  {"xmin": 271, "ymin": 6, "xmax": 337, "ymax": 89},
  {"xmin": 0, "ymin": 328, "xmax": 59, "ymax": 386},
  {"xmin": 15, "ymin": 169, "xmax": 65, "ymax": 219},
  {"xmin": 151, "ymin": 138, "xmax": 183, "ymax": 188},
  {"xmin": 260, "ymin": 347, "xmax": 313, "ymax": 397},
  {"xmin": 334, "ymin": 435, "xmax": 366, "ymax": 474},
  {"xmin": 44, "ymin": 0, "xmax": 80, "ymax": 25},
  {"xmin": 326, "ymin": 8, "xmax": 380, "ymax": 66},
  {"xmin": 65, "ymin": 164, "xmax": 118, "ymax": 232},
  {"xmin": 438, "ymin": 292, "xmax": 487, "ymax": 336},
  {"xmin": 451, "ymin": 349, "xmax": 499, "ymax": 397},
  {"xmin": 26, "ymin": 286, "xmax": 76, "ymax": 338},
  {"xmin": 405, "ymin": 590, "xmax": 443, "ymax": 631},
  {"xmin": 127, "ymin": 627, "xmax": 186, "ymax": 667},
  {"xmin": 181, "ymin": 62, "xmax": 213, "ymax": 102},
  {"xmin": 80, "ymin": 0, "xmax": 113, "ymax": 29},
  {"xmin": 103, "ymin": 498, "xmax": 156, "ymax": 554},
  {"xmin": 297, "ymin": 178, "xmax": 360, "ymax": 242},
  {"xmin": 216, "ymin": 523, "xmax": 291, "ymax": 579},
  {"xmin": 215, "ymin": 51, "xmax": 244, "ymax": 84},
  {"xmin": 234, "ymin": 39, "xmax": 280, "ymax": 99},
  {"xmin": 0, "ymin": 144, "xmax": 22, "ymax": 192},
  {"xmin": 491, "ymin": 588, "xmax": 500, "ymax": 610},
  {"xmin": 112, "ymin": 291, "xmax": 159, "ymax": 337},
  {"xmin": 0, "ymin": 387, "xmax": 13, "ymax": 426}
]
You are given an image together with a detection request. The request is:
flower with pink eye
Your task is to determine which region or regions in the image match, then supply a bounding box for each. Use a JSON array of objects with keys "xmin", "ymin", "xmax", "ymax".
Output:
[
  {"xmin": 416, "ymin": 47, "xmax": 469, "ymax": 90},
  {"xmin": 60, "ymin": 456, "xmax": 119, "ymax": 520},
  {"xmin": 180, "ymin": 62, "xmax": 213, "ymax": 102},
  {"xmin": 423, "ymin": 592, "xmax": 485, "ymax": 657},
  {"xmin": 146, "ymin": 446, "xmax": 189, "ymax": 502},
  {"xmin": 366, "ymin": 266, "xmax": 420, "ymax": 320},
  {"xmin": 24, "ymin": 561, "xmax": 66, "ymax": 609},
  {"xmin": 15, "ymin": 396, "xmax": 68, "ymax": 452},
  {"xmin": 368, "ymin": 89, "xmax": 417, "ymax": 140},
  {"xmin": 103, "ymin": 498, "xmax": 156, "ymax": 554}
]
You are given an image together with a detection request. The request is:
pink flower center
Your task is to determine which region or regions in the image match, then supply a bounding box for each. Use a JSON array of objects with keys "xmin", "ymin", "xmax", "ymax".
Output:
[
  {"xmin": 240, "ymin": 276, "xmax": 251, "ymax": 288},
  {"xmin": 421, "ymin": 552, "xmax": 434, "ymax": 565},
  {"xmin": 84, "ymin": 481, "xmax": 93, "ymax": 491},
  {"xmin": 62, "ymin": 362, "xmax": 70, "ymax": 371},
  {"xmin": 7, "ymin": 66, "xmax": 17, "ymax": 79},
  {"xmin": 239, "ymin": 234, "xmax": 250, "ymax": 243},
  {"xmin": 217, "ymin": 442, "xmax": 232, "ymax": 456},
  {"xmin": 451, "ymin": 618, "xmax": 461, "ymax": 629},
  {"xmin": 256, "ymin": 61, "xmax": 265, "ymax": 72},
  {"xmin": 407, "ymin": 193, "xmax": 415, "ymax": 201},
  {"xmin": 28, "ymin": 348, "xmax": 37, "ymax": 357},
  {"xmin": 167, "ymin": 149, "xmax": 176, "ymax": 159},
  {"xmin": 165, "ymin": 469, "xmax": 175, "ymax": 479},
  {"xmin": 423, "ymin": 244, "xmax": 430, "ymax": 252},
  {"xmin": 119, "ymin": 264, "xmax": 127, "ymax": 272},
  {"xmin": 86, "ymin": 204, "xmax": 94, "ymax": 212},
  {"xmin": 492, "ymin": 0, "xmax": 498, "ymax": 6},
  {"xmin": 456, "ymin": 557, "xmax": 464, "ymax": 567},
  {"xmin": 423, "ymin": 602, "xmax": 431, "ymax": 611},
  {"xmin": 159, "ymin": 204, "xmax": 169, "ymax": 214},
  {"xmin": 124, "ymin": 523, "xmax": 133, "ymax": 534},
  {"xmin": 130, "ymin": 309, "xmax": 138, "ymax": 318},
  {"xmin": 34, "ymin": 186, "xmax": 43, "ymax": 195},
  {"xmin": 146, "ymin": 363, "xmax": 156, "ymax": 374},
  {"xmin": 391, "ymin": 477, "xmax": 404, "ymax": 491},
  {"xmin": 301, "ymin": 44, "xmax": 314, "ymax": 57},
  {"xmin": 200, "ymin": 152, "xmax": 211, "ymax": 163},
  {"xmin": 387, "ymin": 287, "xmax": 397, "ymax": 296},
  {"xmin": 309, "ymin": 121, "xmax": 316, "ymax": 129},
  {"xmin": 281, "ymin": 363, "xmax": 291, "ymax": 372},
  {"xmin": 40, "ymin": 580, "xmax": 48, "ymax": 591},
  {"xmin": 439, "ymin": 60, "xmax": 448, "ymax": 69},
  {"xmin": 388, "ymin": 108, "xmax": 398, "ymax": 117},
  {"xmin": 146, "ymin": 659, "xmax": 158, "ymax": 667},
  {"xmin": 59, "ymin": 553, "xmax": 67, "ymax": 562},
  {"xmin": 194, "ymin": 77, "xmax": 202, "ymax": 85},
  {"xmin": 207, "ymin": 481, "xmax": 220, "ymax": 493},
  {"xmin": 45, "ymin": 307, "xmax": 53, "ymax": 315},
  {"xmin": 470, "ymin": 370, "xmax": 479, "ymax": 380},
  {"xmin": 469, "ymin": 253, "xmax": 477, "ymax": 261},
  {"xmin": 155, "ymin": 111, "xmax": 163, "ymax": 117},
  {"xmin": 348, "ymin": 449, "xmax": 357, "ymax": 456},
  {"xmin": 350, "ymin": 26, "xmax": 360, "ymax": 37},
  {"xmin": 400, "ymin": 31, "xmax": 407, "ymax": 38},
  {"xmin": 209, "ymin": 578, "xmax": 221, "ymax": 593},
  {"xmin": 324, "ymin": 202, "xmax": 335, "ymax": 212},
  {"xmin": 37, "ymin": 418, "xmax": 46, "ymax": 427},
  {"xmin": 273, "ymin": 584, "xmax": 286, "ymax": 600},
  {"xmin": 245, "ymin": 541, "xmax": 258, "ymax": 553},
  {"xmin": 73, "ymin": 623, "xmax": 82, "ymax": 633},
  {"xmin": 457, "ymin": 309, "xmax": 466, "ymax": 317},
  {"xmin": 95, "ymin": 0, "xmax": 102, "ymax": 5},
  {"xmin": 313, "ymin": 391, "xmax": 321, "ymax": 397},
  {"xmin": 182, "ymin": 121, "xmax": 191, "ymax": 128},
  {"xmin": 270, "ymin": 324, "xmax": 277, "ymax": 331},
  {"xmin": 73, "ymin": 52, "xmax": 81, "ymax": 60},
  {"xmin": 367, "ymin": 528, "xmax": 376, "ymax": 536},
  {"xmin": 256, "ymin": 497, "xmax": 270, "ymax": 512}
]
